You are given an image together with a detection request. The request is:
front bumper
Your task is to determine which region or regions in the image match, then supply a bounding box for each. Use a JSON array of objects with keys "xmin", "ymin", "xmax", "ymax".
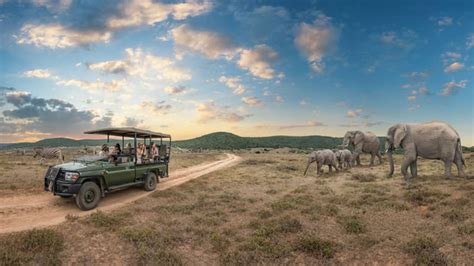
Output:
[{"xmin": 44, "ymin": 167, "xmax": 81, "ymax": 196}]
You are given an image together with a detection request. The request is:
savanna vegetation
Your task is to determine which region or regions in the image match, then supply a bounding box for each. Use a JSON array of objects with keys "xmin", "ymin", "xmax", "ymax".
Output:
[{"xmin": 0, "ymin": 149, "xmax": 472, "ymax": 264}]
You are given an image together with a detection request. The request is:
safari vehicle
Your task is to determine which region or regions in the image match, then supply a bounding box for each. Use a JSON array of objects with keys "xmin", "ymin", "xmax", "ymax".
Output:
[{"xmin": 44, "ymin": 127, "xmax": 171, "ymax": 210}]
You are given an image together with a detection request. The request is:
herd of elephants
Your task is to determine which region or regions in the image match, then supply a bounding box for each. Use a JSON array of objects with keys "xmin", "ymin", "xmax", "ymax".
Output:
[{"xmin": 303, "ymin": 121, "xmax": 467, "ymax": 182}]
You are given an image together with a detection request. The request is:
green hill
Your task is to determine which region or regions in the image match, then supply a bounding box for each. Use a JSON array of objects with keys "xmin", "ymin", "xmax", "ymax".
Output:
[{"xmin": 1, "ymin": 132, "xmax": 472, "ymax": 151}]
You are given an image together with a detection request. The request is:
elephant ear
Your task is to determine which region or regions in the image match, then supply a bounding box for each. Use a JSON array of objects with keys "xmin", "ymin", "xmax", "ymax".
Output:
[
  {"xmin": 353, "ymin": 131, "xmax": 364, "ymax": 145},
  {"xmin": 394, "ymin": 124, "xmax": 407, "ymax": 148}
]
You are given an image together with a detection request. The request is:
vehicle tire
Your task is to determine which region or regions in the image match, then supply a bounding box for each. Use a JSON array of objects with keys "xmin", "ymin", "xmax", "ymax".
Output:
[
  {"xmin": 75, "ymin": 182, "xmax": 101, "ymax": 211},
  {"xmin": 144, "ymin": 172, "xmax": 157, "ymax": 191}
]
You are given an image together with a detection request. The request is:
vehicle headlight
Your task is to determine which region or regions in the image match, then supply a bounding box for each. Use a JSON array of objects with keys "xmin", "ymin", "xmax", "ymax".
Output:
[{"xmin": 64, "ymin": 172, "xmax": 80, "ymax": 182}]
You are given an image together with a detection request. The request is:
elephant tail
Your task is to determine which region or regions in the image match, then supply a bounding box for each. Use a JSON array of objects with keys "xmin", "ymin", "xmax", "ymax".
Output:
[{"xmin": 457, "ymin": 139, "xmax": 465, "ymax": 167}]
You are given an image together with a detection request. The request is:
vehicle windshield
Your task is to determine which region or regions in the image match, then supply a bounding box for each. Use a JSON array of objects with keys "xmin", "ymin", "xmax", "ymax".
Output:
[{"xmin": 74, "ymin": 155, "xmax": 108, "ymax": 162}]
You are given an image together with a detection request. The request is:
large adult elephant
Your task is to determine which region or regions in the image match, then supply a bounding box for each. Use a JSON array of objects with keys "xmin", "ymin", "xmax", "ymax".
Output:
[
  {"xmin": 342, "ymin": 131, "xmax": 382, "ymax": 166},
  {"xmin": 385, "ymin": 121, "xmax": 465, "ymax": 181}
]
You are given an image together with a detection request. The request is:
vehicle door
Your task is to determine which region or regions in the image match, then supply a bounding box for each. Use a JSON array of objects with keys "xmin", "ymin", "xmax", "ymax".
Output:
[{"xmin": 103, "ymin": 159, "xmax": 136, "ymax": 187}]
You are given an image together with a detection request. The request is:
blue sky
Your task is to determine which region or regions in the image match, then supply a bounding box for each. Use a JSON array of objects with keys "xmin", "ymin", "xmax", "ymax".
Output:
[{"xmin": 0, "ymin": 0, "xmax": 473, "ymax": 145}]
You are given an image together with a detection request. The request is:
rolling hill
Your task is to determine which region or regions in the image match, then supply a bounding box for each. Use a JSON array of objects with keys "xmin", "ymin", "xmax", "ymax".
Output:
[{"xmin": 0, "ymin": 132, "xmax": 472, "ymax": 151}]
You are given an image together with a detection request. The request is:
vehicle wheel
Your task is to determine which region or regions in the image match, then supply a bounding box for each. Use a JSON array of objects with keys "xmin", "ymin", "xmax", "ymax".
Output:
[
  {"xmin": 144, "ymin": 172, "xmax": 157, "ymax": 191},
  {"xmin": 75, "ymin": 182, "xmax": 101, "ymax": 210},
  {"xmin": 60, "ymin": 195, "xmax": 72, "ymax": 198}
]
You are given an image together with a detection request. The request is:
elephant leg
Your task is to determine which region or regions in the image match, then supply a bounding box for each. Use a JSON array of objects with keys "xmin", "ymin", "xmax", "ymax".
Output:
[
  {"xmin": 317, "ymin": 163, "xmax": 322, "ymax": 176},
  {"xmin": 443, "ymin": 160, "xmax": 452, "ymax": 178},
  {"xmin": 328, "ymin": 165, "xmax": 333, "ymax": 173},
  {"xmin": 377, "ymin": 152, "xmax": 383, "ymax": 165},
  {"xmin": 454, "ymin": 151, "xmax": 466, "ymax": 178},
  {"xmin": 401, "ymin": 156, "xmax": 415, "ymax": 182},
  {"xmin": 356, "ymin": 155, "xmax": 361, "ymax": 166},
  {"xmin": 409, "ymin": 160, "xmax": 417, "ymax": 178},
  {"xmin": 352, "ymin": 151, "xmax": 361, "ymax": 166},
  {"xmin": 370, "ymin": 154, "xmax": 375, "ymax": 166}
]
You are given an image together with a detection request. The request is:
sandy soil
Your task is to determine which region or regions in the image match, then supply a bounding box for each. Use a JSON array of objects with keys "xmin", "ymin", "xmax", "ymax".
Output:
[{"xmin": 0, "ymin": 153, "xmax": 241, "ymax": 233}]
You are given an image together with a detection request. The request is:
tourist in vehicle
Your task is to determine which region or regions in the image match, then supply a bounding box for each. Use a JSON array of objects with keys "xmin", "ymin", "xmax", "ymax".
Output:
[
  {"xmin": 151, "ymin": 143, "xmax": 160, "ymax": 162},
  {"xmin": 137, "ymin": 143, "xmax": 146, "ymax": 164},
  {"xmin": 99, "ymin": 144, "xmax": 109, "ymax": 156}
]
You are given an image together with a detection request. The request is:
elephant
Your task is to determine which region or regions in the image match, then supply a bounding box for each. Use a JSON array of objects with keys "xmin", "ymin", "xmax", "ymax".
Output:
[
  {"xmin": 385, "ymin": 121, "xmax": 465, "ymax": 181},
  {"xmin": 342, "ymin": 131, "xmax": 382, "ymax": 166},
  {"xmin": 303, "ymin": 149, "xmax": 339, "ymax": 176},
  {"xmin": 334, "ymin": 149, "xmax": 352, "ymax": 169}
]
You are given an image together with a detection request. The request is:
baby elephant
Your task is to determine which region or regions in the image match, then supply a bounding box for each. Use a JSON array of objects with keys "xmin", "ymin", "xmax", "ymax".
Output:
[
  {"xmin": 334, "ymin": 149, "xmax": 352, "ymax": 169},
  {"xmin": 304, "ymin": 149, "xmax": 339, "ymax": 176}
]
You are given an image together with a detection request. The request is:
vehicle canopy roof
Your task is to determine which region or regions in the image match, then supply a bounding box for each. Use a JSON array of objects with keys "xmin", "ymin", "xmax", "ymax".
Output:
[{"xmin": 84, "ymin": 127, "xmax": 171, "ymax": 139}]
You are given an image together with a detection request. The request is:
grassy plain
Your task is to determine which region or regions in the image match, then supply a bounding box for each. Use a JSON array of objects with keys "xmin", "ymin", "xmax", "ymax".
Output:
[{"xmin": 0, "ymin": 148, "xmax": 473, "ymax": 265}]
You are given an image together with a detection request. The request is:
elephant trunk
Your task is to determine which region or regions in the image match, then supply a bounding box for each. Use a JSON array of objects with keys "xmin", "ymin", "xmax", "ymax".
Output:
[
  {"xmin": 303, "ymin": 160, "xmax": 312, "ymax": 176},
  {"xmin": 387, "ymin": 149, "xmax": 394, "ymax": 177}
]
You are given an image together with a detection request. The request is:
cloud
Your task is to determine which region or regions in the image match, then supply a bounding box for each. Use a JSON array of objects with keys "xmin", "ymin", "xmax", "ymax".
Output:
[
  {"xmin": 418, "ymin": 86, "xmax": 431, "ymax": 95},
  {"xmin": 274, "ymin": 95, "xmax": 284, "ymax": 103},
  {"xmin": 31, "ymin": 0, "xmax": 72, "ymax": 11},
  {"xmin": 171, "ymin": 24, "xmax": 238, "ymax": 60},
  {"xmin": 437, "ymin": 17, "xmax": 453, "ymax": 26},
  {"xmin": 107, "ymin": 0, "xmax": 212, "ymax": 29},
  {"xmin": 404, "ymin": 71, "xmax": 429, "ymax": 81},
  {"xmin": 16, "ymin": 24, "xmax": 112, "ymax": 49},
  {"xmin": 241, "ymin": 96, "xmax": 264, "ymax": 107},
  {"xmin": 401, "ymin": 84, "xmax": 413, "ymax": 89},
  {"xmin": 439, "ymin": 80, "xmax": 468, "ymax": 96},
  {"xmin": 122, "ymin": 117, "xmax": 142, "ymax": 127},
  {"xmin": 408, "ymin": 95, "xmax": 416, "ymax": 101},
  {"xmin": 295, "ymin": 14, "xmax": 340, "ymax": 73},
  {"xmin": 87, "ymin": 48, "xmax": 191, "ymax": 82},
  {"xmin": 1, "ymin": 88, "xmax": 113, "ymax": 136},
  {"xmin": 23, "ymin": 68, "xmax": 57, "ymax": 79},
  {"xmin": 237, "ymin": 44, "xmax": 278, "ymax": 79},
  {"xmin": 467, "ymin": 33, "xmax": 474, "ymax": 49},
  {"xmin": 408, "ymin": 104, "xmax": 421, "ymax": 112},
  {"xmin": 379, "ymin": 30, "xmax": 418, "ymax": 50},
  {"xmin": 346, "ymin": 109, "xmax": 363, "ymax": 118},
  {"xmin": 164, "ymin": 85, "xmax": 188, "ymax": 95},
  {"xmin": 218, "ymin": 76, "xmax": 247, "ymax": 95},
  {"xmin": 196, "ymin": 102, "xmax": 249, "ymax": 123},
  {"xmin": 444, "ymin": 62, "xmax": 464, "ymax": 73},
  {"xmin": 57, "ymin": 79, "xmax": 125, "ymax": 92},
  {"xmin": 140, "ymin": 100, "xmax": 172, "ymax": 115},
  {"xmin": 299, "ymin": 100, "xmax": 308, "ymax": 106},
  {"xmin": 16, "ymin": 0, "xmax": 212, "ymax": 49}
]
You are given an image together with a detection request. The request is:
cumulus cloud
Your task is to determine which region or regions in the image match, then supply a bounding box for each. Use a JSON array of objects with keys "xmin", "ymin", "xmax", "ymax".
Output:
[
  {"xmin": 439, "ymin": 80, "xmax": 468, "ymax": 96},
  {"xmin": 16, "ymin": 0, "xmax": 212, "ymax": 49},
  {"xmin": 346, "ymin": 109, "xmax": 363, "ymax": 118},
  {"xmin": 31, "ymin": 0, "xmax": 72, "ymax": 11},
  {"xmin": 218, "ymin": 76, "xmax": 247, "ymax": 95},
  {"xmin": 107, "ymin": 0, "xmax": 212, "ymax": 29},
  {"xmin": 339, "ymin": 121, "xmax": 382, "ymax": 128},
  {"xmin": 164, "ymin": 85, "xmax": 188, "ymax": 95},
  {"xmin": 1, "ymin": 88, "xmax": 113, "ymax": 136},
  {"xmin": 140, "ymin": 100, "xmax": 172, "ymax": 115},
  {"xmin": 122, "ymin": 117, "xmax": 143, "ymax": 127},
  {"xmin": 86, "ymin": 48, "xmax": 191, "ymax": 82},
  {"xmin": 57, "ymin": 79, "xmax": 125, "ymax": 92},
  {"xmin": 237, "ymin": 44, "xmax": 278, "ymax": 79},
  {"xmin": 196, "ymin": 102, "xmax": 249, "ymax": 123},
  {"xmin": 171, "ymin": 24, "xmax": 238, "ymax": 60},
  {"xmin": 444, "ymin": 62, "xmax": 464, "ymax": 73},
  {"xmin": 241, "ymin": 96, "xmax": 264, "ymax": 107},
  {"xmin": 418, "ymin": 86, "xmax": 431, "ymax": 95},
  {"xmin": 408, "ymin": 95, "xmax": 417, "ymax": 101},
  {"xmin": 467, "ymin": 33, "xmax": 474, "ymax": 49},
  {"xmin": 16, "ymin": 24, "xmax": 112, "ymax": 49},
  {"xmin": 295, "ymin": 14, "xmax": 340, "ymax": 73},
  {"xmin": 404, "ymin": 71, "xmax": 429, "ymax": 81},
  {"xmin": 23, "ymin": 68, "xmax": 57, "ymax": 79},
  {"xmin": 274, "ymin": 95, "xmax": 284, "ymax": 103}
]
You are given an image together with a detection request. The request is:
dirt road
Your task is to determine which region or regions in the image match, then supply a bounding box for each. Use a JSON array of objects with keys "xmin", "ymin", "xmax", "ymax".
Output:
[{"xmin": 0, "ymin": 153, "xmax": 241, "ymax": 234}]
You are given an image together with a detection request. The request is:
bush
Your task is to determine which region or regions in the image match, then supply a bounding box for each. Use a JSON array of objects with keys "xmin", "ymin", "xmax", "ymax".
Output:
[
  {"xmin": 295, "ymin": 234, "xmax": 337, "ymax": 259},
  {"xmin": 403, "ymin": 237, "xmax": 447, "ymax": 265}
]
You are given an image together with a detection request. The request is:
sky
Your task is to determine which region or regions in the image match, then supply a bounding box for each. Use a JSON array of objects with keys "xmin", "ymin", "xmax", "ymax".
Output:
[{"xmin": 0, "ymin": 0, "xmax": 473, "ymax": 145}]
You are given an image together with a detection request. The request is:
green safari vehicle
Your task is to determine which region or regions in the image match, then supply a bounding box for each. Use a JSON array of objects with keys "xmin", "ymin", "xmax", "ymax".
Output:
[{"xmin": 44, "ymin": 127, "xmax": 171, "ymax": 210}]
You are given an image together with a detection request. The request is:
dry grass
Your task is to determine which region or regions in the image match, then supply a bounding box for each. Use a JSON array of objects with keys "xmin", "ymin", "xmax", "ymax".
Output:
[{"xmin": 0, "ymin": 149, "xmax": 473, "ymax": 264}]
